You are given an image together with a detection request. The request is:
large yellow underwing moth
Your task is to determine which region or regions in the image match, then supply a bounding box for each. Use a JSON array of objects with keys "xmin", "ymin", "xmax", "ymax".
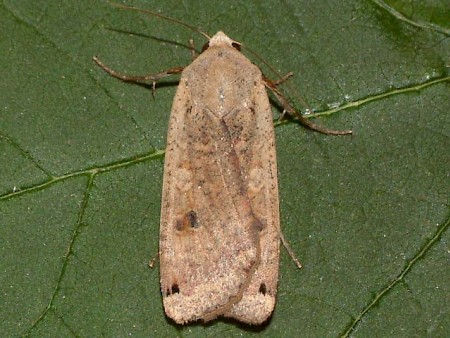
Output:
[{"xmin": 93, "ymin": 3, "xmax": 351, "ymax": 325}]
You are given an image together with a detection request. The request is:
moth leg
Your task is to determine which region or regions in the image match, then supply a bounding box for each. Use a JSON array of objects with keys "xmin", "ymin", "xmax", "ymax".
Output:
[
  {"xmin": 189, "ymin": 39, "xmax": 198, "ymax": 60},
  {"xmin": 148, "ymin": 252, "xmax": 159, "ymax": 269},
  {"xmin": 92, "ymin": 56, "xmax": 183, "ymax": 83},
  {"xmin": 271, "ymin": 72, "xmax": 294, "ymax": 86},
  {"xmin": 279, "ymin": 231, "xmax": 302, "ymax": 269},
  {"xmin": 264, "ymin": 78, "xmax": 353, "ymax": 136}
]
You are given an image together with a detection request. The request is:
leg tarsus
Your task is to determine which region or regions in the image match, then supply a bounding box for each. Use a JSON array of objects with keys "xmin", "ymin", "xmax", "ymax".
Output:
[
  {"xmin": 271, "ymin": 72, "xmax": 294, "ymax": 86},
  {"xmin": 279, "ymin": 231, "xmax": 302, "ymax": 269},
  {"xmin": 264, "ymin": 78, "xmax": 352, "ymax": 136},
  {"xmin": 189, "ymin": 39, "xmax": 198, "ymax": 60}
]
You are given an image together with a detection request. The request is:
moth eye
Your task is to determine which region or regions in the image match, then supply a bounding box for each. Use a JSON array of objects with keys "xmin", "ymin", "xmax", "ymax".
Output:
[
  {"xmin": 258, "ymin": 283, "xmax": 267, "ymax": 295},
  {"xmin": 201, "ymin": 42, "xmax": 209, "ymax": 52},
  {"xmin": 231, "ymin": 42, "xmax": 241, "ymax": 51}
]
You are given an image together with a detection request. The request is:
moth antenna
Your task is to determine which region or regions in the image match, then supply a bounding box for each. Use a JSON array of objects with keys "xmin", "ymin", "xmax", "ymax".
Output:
[
  {"xmin": 245, "ymin": 47, "xmax": 313, "ymax": 115},
  {"xmin": 107, "ymin": 2, "xmax": 211, "ymax": 41}
]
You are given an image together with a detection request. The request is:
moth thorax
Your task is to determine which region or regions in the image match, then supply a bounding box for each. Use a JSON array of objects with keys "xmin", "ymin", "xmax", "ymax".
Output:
[{"xmin": 209, "ymin": 31, "xmax": 239, "ymax": 48}]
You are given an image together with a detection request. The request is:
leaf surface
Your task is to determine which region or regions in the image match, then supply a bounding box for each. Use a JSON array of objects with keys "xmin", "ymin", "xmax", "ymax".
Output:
[{"xmin": 1, "ymin": 1, "xmax": 448, "ymax": 337}]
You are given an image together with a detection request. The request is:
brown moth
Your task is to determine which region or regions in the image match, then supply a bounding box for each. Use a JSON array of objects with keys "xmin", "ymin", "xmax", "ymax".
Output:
[
  {"xmin": 96, "ymin": 32, "xmax": 279, "ymax": 324},
  {"xmin": 159, "ymin": 31, "xmax": 280, "ymax": 324},
  {"xmin": 93, "ymin": 4, "xmax": 351, "ymax": 326}
]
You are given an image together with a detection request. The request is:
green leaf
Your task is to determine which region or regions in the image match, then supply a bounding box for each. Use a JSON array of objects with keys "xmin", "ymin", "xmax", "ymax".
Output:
[{"xmin": 1, "ymin": 0, "xmax": 448, "ymax": 337}]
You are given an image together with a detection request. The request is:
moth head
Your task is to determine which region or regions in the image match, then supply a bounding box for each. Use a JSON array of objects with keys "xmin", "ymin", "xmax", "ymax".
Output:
[{"xmin": 202, "ymin": 31, "xmax": 241, "ymax": 52}]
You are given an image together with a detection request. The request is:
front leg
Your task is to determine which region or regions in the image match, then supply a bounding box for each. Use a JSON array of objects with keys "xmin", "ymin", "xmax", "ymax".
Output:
[
  {"xmin": 92, "ymin": 56, "xmax": 183, "ymax": 84},
  {"xmin": 264, "ymin": 77, "xmax": 352, "ymax": 136}
]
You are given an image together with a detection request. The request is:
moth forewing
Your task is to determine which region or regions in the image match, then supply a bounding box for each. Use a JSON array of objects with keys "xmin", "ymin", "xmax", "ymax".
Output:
[
  {"xmin": 223, "ymin": 77, "xmax": 280, "ymax": 324},
  {"xmin": 159, "ymin": 31, "xmax": 280, "ymax": 324}
]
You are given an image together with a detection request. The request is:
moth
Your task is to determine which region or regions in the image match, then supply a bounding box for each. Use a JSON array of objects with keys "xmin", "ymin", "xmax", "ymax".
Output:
[{"xmin": 93, "ymin": 4, "xmax": 351, "ymax": 325}]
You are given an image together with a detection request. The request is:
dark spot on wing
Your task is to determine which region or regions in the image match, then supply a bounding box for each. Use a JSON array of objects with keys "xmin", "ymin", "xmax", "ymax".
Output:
[
  {"xmin": 166, "ymin": 284, "xmax": 180, "ymax": 296},
  {"xmin": 252, "ymin": 219, "xmax": 264, "ymax": 232},
  {"xmin": 259, "ymin": 283, "xmax": 267, "ymax": 295},
  {"xmin": 186, "ymin": 210, "xmax": 198, "ymax": 228},
  {"xmin": 175, "ymin": 210, "xmax": 199, "ymax": 231}
]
